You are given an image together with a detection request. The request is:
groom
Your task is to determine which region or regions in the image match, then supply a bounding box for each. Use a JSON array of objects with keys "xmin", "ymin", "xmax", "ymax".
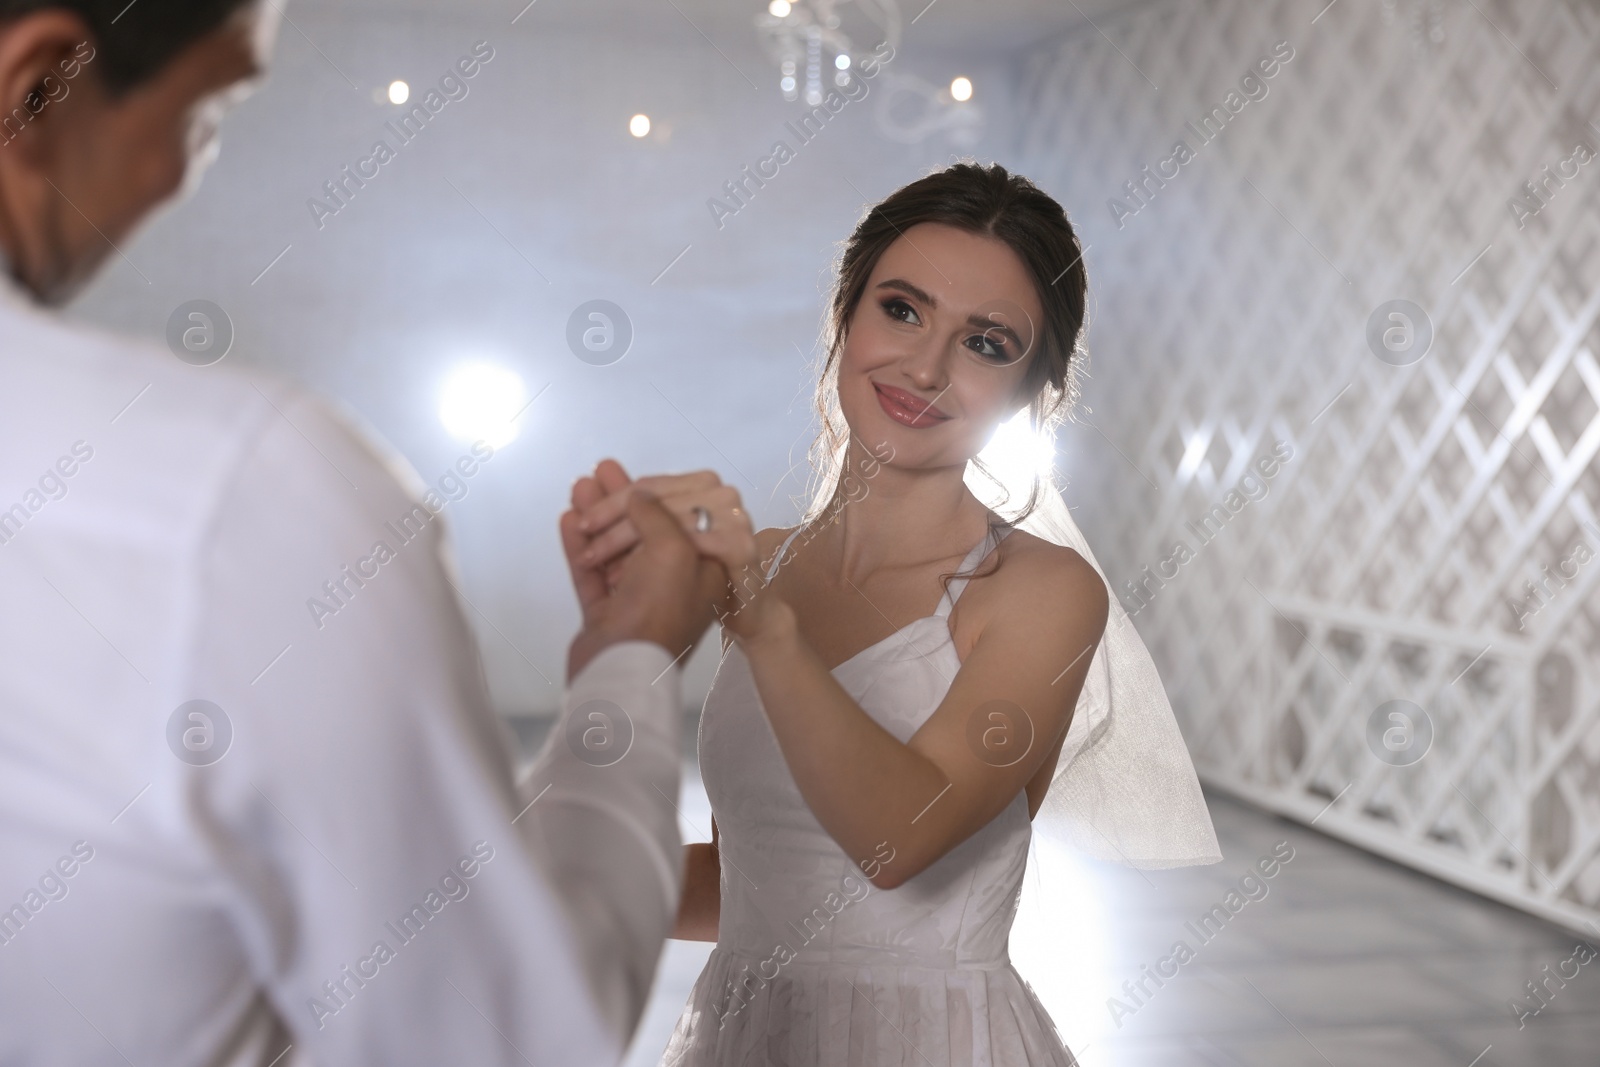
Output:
[{"xmin": 0, "ymin": 2, "xmax": 723, "ymax": 1064}]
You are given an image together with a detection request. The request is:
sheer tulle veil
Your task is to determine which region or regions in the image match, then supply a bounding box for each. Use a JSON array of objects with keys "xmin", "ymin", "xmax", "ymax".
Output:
[{"xmin": 965, "ymin": 456, "xmax": 1222, "ymax": 869}]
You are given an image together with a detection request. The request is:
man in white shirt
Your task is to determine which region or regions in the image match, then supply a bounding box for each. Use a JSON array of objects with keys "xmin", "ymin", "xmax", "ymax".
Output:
[{"xmin": 0, "ymin": 2, "xmax": 725, "ymax": 1064}]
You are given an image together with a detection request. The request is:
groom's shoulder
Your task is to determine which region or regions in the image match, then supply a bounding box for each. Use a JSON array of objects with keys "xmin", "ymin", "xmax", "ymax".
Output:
[
  {"xmin": 0, "ymin": 297, "xmax": 420, "ymax": 548},
  {"xmin": 4, "ymin": 291, "xmax": 303, "ymax": 446}
]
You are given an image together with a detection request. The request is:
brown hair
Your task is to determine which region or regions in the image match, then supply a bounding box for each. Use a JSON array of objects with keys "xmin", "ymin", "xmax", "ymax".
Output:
[{"xmin": 801, "ymin": 161, "xmax": 1090, "ymax": 594}]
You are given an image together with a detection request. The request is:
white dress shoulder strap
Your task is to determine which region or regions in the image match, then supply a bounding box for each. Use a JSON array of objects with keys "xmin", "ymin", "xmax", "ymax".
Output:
[
  {"xmin": 934, "ymin": 524, "xmax": 1014, "ymax": 618},
  {"xmin": 763, "ymin": 525, "xmax": 807, "ymax": 583}
]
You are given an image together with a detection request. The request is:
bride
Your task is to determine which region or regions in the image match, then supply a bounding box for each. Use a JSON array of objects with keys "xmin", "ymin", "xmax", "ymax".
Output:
[{"xmin": 569, "ymin": 161, "xmax": 1217, "ymax": 1065}]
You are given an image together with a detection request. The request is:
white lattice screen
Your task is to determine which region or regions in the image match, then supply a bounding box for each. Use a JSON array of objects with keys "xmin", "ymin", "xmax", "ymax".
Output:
[{"xmin": 1017, "ymin": 0, "xmax": 1600, "ymax": 934}]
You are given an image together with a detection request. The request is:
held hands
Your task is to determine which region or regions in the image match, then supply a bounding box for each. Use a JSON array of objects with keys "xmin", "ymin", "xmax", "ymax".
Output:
[
  {"xmin": 559, "ymin": 465, "xmax": 733, "ymax": 683},
  {"xmin": 569, "ymin": 459, "xmax": 779, "ymax": 642}
]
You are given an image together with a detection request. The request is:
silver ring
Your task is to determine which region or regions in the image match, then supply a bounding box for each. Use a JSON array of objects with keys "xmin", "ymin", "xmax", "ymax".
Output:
[{"xmin": 692, "ymin": 505, "xmax": 712, "ymax": 533}]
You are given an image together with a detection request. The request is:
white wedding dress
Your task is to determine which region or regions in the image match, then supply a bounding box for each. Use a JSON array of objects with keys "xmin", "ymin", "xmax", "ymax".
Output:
[{"xmin": 659, "ymin": 523, "xmax": 1078, "ymax": 1067}]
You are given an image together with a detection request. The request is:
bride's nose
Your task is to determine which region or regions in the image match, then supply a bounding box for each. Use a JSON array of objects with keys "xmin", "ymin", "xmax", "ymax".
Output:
[{"xmin": 899, "ymin": 332, "xmax": 953, "ymax": 392}]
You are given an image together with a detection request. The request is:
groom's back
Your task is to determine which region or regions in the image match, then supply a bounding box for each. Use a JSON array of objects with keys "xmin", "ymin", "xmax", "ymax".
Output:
[{"xmin": 0, "ymin": 284, "xmax": 333, "ymax": 1064}]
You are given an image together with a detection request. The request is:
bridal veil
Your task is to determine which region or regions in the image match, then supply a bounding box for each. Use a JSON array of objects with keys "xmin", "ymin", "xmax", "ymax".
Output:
[{"xmin": 966, "ymin": 457, "xmax": 1222, "ymax": 870}]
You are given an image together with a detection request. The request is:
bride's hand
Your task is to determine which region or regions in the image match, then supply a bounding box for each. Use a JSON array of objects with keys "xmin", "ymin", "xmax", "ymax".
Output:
[{"xmin": 574, "ymin": 459, "xmax": 775, "ymax": 639}]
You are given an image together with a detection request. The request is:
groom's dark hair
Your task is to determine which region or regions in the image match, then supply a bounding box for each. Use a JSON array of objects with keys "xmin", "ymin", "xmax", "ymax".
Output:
[{"xmin": 0, "ymin": 0, "xmax": 256, "ymax": 94}]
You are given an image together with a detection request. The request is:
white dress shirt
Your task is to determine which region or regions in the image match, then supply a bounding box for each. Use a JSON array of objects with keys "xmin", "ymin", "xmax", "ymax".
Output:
[{"xmin": 0, "ymin": 272, "xmax": 685, "ymax": 1066}]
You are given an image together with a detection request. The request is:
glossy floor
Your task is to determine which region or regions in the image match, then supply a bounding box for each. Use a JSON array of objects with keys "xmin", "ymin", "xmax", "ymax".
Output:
[{"xmin": 511, "ymin": 718, "xmax": 1600, "ymax": 1066}]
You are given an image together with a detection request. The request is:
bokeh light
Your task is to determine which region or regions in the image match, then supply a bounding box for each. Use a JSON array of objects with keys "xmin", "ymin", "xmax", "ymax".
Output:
[{"xmin": 439, "ymin": 362, "xmax": 527, "ymax": 449}]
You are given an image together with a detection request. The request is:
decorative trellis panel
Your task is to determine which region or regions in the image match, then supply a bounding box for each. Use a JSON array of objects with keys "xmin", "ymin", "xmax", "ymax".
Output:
[{"xmin": 1017, "ymin": 0, "xmax": 1600, "ymax": 934}]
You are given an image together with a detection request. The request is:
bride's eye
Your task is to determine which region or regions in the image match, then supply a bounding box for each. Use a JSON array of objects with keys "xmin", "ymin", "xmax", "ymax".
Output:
[
  {"xmin": 965, "ymin": 333, "xmax": 1009, "ymax": 362},
  {"xmin": 881, "ymin": 297, "xmax": 920, "ymax": 325}
]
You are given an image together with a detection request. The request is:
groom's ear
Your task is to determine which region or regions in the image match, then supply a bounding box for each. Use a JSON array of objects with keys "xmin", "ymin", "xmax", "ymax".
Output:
[
  {"xmin": 0, "ymin": 12, "xmax": 95, "ymax": 295},
  {"xmin": 0, "ymin": 10, "xmax": 93, "ymax": 163}
]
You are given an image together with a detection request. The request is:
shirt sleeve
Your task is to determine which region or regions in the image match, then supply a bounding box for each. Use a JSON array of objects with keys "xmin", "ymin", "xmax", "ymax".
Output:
[
  {"xmin": 514, "ymin": 640, "xmax": 687, "ymax": 1042},
  {"xmin": 183, "ymin": 386, "xmax": 683, "ymax": 1066}
]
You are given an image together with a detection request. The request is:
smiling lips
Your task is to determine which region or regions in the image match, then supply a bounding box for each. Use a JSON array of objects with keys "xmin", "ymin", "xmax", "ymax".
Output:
[{"xmin": 873, "ymin": 382, "xmax": 951, "ymax": 429}]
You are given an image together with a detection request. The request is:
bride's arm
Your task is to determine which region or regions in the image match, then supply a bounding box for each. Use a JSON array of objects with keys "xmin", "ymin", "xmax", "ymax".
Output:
[
  {"xmin": 731, "ymin": 544, "xmax": 1108, "ymax": 890},
  {"xmin": 671, "ymin": 817, "xmax": 720, "ymax": 941}
]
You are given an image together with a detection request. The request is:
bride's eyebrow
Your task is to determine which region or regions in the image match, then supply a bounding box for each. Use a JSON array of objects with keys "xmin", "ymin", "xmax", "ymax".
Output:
[{"xmin": 875, "ymin": 278, "xmax": 935, "ymax": 306}]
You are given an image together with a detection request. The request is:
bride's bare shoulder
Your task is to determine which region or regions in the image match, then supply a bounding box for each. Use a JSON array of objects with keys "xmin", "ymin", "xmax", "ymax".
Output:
[
  {"xmin": 947, "ymin": 528, "xmax": 1105, "ymax": 665},
  {"xmin": 1010, "ymin": 528, "xmax": 1105, "ymax": 598},
  {"xmin": 963, "ymin": 527, "xmax": 1108, "ymax": 635}
]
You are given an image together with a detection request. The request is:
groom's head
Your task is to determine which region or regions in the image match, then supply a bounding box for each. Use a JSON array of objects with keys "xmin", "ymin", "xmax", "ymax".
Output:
[{"xmin": 0, "ymin": 0, "xmax": 275, "ymax": 304}]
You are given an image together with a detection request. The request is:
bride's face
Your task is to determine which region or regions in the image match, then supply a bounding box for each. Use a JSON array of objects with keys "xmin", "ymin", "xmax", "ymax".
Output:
[{"xmin": 837, "ymin": 222, "xmax": 1044, "ymax": 472}]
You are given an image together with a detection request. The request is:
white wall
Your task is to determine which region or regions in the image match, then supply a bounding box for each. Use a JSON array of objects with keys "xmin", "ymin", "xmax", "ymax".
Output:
[{"xmin": 1017, "ymin": 0, "xmax": 1600, "ymax": 934}]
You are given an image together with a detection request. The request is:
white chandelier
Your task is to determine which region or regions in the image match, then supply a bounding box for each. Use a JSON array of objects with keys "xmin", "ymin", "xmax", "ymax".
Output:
[{"xmin": 756, "ymin": 0, "xmax": 901, "ymax": 105}]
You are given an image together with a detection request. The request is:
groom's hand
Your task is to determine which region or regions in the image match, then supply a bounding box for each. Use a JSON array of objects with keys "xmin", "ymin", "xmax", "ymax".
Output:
[
  {"xmin": 560, "ymin": 485, "xmax": 730, "ymax": 683},
  {"xmin": 562, "ymin": 470, "xmax": 624, "ymax": 623}
]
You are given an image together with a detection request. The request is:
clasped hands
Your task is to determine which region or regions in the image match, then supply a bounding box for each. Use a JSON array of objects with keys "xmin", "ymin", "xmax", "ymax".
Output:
[{"xmin": 560, "ymin": 458, "xmax": 777, "ymax": 683}]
